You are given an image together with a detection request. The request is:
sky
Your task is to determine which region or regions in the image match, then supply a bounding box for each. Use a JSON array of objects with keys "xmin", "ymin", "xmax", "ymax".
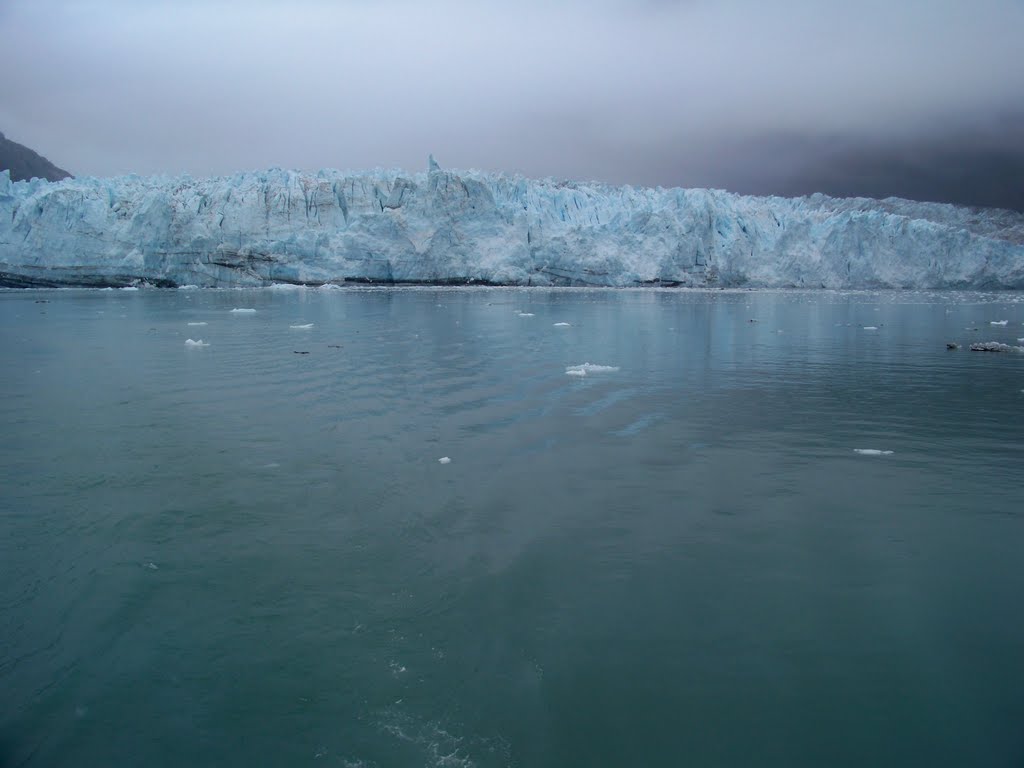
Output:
[{"xmin": 1, "ymin": 0, "xmax": 1022, "ymax": 208}]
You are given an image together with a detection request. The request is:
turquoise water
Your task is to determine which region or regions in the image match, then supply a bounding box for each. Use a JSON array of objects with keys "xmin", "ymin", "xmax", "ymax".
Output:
[{"xmin": 2, "ymin": 287, "xmax": 1023, "ymax": 767}]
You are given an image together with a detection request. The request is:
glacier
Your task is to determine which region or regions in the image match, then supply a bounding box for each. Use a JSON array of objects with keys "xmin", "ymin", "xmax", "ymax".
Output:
[{"xmin": 1, "ymin": 158, "xmax": 1023, "ymax": 289}]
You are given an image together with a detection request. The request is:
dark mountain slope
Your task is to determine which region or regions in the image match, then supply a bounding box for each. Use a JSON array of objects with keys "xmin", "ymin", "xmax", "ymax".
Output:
[{"xmin": 0, "ymin": 131, "xmax": 71, "ymax": 182}]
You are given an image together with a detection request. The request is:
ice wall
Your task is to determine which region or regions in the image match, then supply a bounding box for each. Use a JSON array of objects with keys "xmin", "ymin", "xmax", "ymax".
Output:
[{"xmin": 1, "ymin": 161, "xmax": 1022, "ymax": 289}]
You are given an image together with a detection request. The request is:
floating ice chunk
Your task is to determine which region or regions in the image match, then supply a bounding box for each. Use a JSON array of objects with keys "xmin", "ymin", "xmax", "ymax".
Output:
[
  {"xmin": 187, "ymin": 321, "xmax": 207, "ymax": 326},
  {"xmin": 178, "ymin": 284, "xmax": 199, "ymax": 290},
  {"xmin": 990, "ymin": 320, "xmax": 1008, "ymax": 325},
  {"xmin": 553, "ymin": 322, "xmax": 571, "ymax": 327},
  {"xmin": 438, "ymin": 456, "xmax": 451, "ymax": 464},
  {"xmin": 120, "ymin": 286, "xmax": 139, "ymax": 291},
  {"xmin": 970, "ymin": 341, "xmax": 1024, "ymax": 353},
  {"xmin": 854, "ymin": 449, "xmax": 893, "ymax": 455},
  {"xmin": 862, "ymin": 326, "xmax": 878, "ymax": 330},
  {"xmin": 518, "ymin": 312, "xmax": 535, "ymax": 317},
  {"xmin": 290, "ymin": 323, "xmax": 314, "ymax": 329},
  {"xmin": 231, "ymin": 308, "xmax": 256, "ymax": 313},
  {"xmin": 143, "ymin": 562, "xmax": 159, "ymax": 570},
  {"xmin": 1018, "ymin": 338, "xmax": 1024, "ymax": 342},
  {"xmin": 185, "ymin": 338, "xmax": 209, "ymax": 347},
  {"xmin": 566, "ymin": 363, "xmax": 620, "ymax": 376}
]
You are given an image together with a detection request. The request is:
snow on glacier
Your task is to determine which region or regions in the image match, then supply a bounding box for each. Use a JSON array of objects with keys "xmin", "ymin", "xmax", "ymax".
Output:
[{"xmin": 1, "ymin": 160, "xmax": 1023, "ymax": 289}]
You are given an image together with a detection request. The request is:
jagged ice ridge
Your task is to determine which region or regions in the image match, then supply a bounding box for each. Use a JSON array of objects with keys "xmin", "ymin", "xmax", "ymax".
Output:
[{"xmin": 2, "ymin": 158, "xmax": 1023, "ymax": 289}]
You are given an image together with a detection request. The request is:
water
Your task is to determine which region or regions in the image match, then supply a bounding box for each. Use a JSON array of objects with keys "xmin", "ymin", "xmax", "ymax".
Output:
[{"xmin": 2, "ymin": 286, "xmax": 1023, "ymax": 767}]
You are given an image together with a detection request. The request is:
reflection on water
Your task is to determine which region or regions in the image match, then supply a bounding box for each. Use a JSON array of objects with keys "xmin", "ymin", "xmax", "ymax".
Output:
[{"xmin": 1, "ymin": 287, "xmax": 1023, "ymax": 767}]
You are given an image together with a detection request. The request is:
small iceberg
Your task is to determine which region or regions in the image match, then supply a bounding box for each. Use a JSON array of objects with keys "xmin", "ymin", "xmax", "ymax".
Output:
[
  {"xmin": 185, "ymin": 338, "xmax": 209, "ymax": 347},
  {"xmin": 178, "ymin": 284, "xmax": 200, "ymax": 290},
  {"xmin": 566, "ymin": 363, "xmax": 620, "ymax": 377},
  {"xmin": 990, "ymin": 320, "xmax": 1008, "ymax": 326},
  {"xmin": 553, "ymin": 322, "xmax": 571, "ymax": 327},
  {"xmin": 438, "ymin": 456, "xmax": 451, "ymax": 464},
  {"xmin": 231, "ymin": 308, "xmax": 256, "ymax": 313},
  {"xmin": 290, "ymin": 323, "xmax": 314, "ymax": 329},
  {"xmin": 862, "ymin": 326, "xmax": 878, "ymax": 330},
  {"xmin": 970, "ymin": 341, "xmax": 1024, "ymax": 353},
  {"xmin": 187, "ymin": 321, "xmax": 207, "ymax": 326},
  {"xmin": 518, "ymin": 312, "xmax": 535, "ymax": 317},
  {"xmin": 854, "ymin": 449, "xmax": 893, "ymax": 456}
]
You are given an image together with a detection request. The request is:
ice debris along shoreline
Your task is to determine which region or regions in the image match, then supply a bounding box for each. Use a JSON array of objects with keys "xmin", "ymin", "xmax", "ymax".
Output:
[{"xmin": 1, "ymin": 159, "xmax": 1023, "ymax": 290}]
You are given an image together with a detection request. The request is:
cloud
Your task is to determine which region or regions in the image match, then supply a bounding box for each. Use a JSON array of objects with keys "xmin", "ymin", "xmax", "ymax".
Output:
[{"xmin": 0, "ymin": 0, "xmax": 1021, "ymax": 207}]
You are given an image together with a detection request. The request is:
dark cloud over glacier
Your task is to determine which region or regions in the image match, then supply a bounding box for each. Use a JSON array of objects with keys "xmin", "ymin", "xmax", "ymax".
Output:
[{"xmin": 1, "ymin": 0, "xmax": 1022, "ymax": 209}]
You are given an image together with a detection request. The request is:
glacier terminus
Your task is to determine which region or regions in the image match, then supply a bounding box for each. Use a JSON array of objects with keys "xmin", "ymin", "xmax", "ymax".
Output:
[{"xmin": 1, "ymin": 158, "xmax": 1022, "ymax": 289}]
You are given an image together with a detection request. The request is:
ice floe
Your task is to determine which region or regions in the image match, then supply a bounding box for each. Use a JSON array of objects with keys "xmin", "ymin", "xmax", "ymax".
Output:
[
  {"xmin": 970, "ymin": 341, "xmax": 1024, "ymax": 352},
  {"xmin": 290, "ymin": 323, "xmax": 314, "ymax": 329},
  {"xmin": 185, "ymin": 338, "xmax": 209, "ymax": 347},
  {"xmin": 231, "ymin": 308, "xmax": 256, "ymax": 313},
  {"xmin": 438, "ymin": 456, "xmax": 451, "ymax": 464},
  {"xmin": 553, "ymin": 322, "xmax": 571, "ymax": 327},
  {"xmin": 566, "ymin": 363, "xmax": 620, "ymax": 377},
  {"xmin": 854, "ymin": 449, "xmax": 893, "ymax": 456},
  {"xmin": 187, "ymin": 321, "xmax": 207, "ymax": 326}
]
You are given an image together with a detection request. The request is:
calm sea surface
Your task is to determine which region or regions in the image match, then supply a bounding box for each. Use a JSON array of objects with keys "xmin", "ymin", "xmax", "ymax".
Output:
[{"xmin": 1, "ymin": 287, "xmax": 1023, "ymax": 767}]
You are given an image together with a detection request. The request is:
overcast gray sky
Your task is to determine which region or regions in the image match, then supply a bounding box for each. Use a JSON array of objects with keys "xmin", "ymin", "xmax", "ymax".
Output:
[{"xmin": 1, "ymin": 0, "xmax": 1022, "ymax": 207}]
